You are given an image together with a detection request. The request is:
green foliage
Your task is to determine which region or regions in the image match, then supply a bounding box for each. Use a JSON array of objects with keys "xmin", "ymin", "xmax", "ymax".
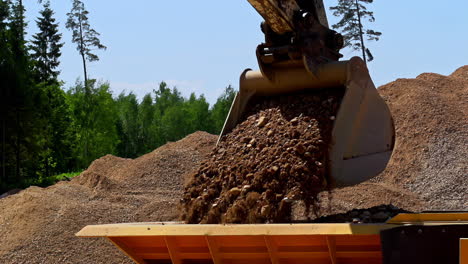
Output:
[
  {"xmin": 111, "ymin": 83, "xmax": 236, "ymax": 159},
  {"xmin": 211, "ymin": 85, "xmax": 236, "ymax": 133},
  {"xmin": 26, "ymin": 170, "xmax": 82, "ymax": 188},
  {"xmin": 66, "ymin": 81, "xmax": 118, "ymax": 167},
  {"xmin": 53, "ymin": 171, "xmax": 81, "ymax": 181},
  {"xmin": 330, "ymin": 0, "xmax": 381, "ymax": 62},
  {"xmin": 35, "ymin": 82, "xmax": 76, "ymax": 178},
  {"xmin": 138, "ymin": 93, "xmax": 156, "ymax": 154},
  {"xmin": 115, "ymin": 92, "xmax": 140, "ymax": 158}
]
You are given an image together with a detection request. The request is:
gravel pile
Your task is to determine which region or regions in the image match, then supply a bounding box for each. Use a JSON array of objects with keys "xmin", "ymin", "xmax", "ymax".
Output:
[
  {"xmin": 0, "ymin": 132, "xmax": 217, "ymax": 264},
  {"xmin": 181, "ymin": 89, "xmax": 344, "ymax": 223},
  {"xmin": 373, "ymin": 66, "xmax": 468, "ymax": 210}
]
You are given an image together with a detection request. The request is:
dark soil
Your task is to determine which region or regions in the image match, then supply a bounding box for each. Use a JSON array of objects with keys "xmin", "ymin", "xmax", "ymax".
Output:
[
  {"xmin": 181, "ymin": 89, "xmax": 344, "ymax": 223},
  {"xmin": 311, "ymin": 204, "xmax": 411, "ymax": 223}
]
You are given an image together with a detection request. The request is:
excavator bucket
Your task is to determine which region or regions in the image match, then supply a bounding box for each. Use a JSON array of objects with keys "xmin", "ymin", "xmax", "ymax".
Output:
[{"xmin": 218, "ymin": 57, "xmax": 395, "ymax": 187}]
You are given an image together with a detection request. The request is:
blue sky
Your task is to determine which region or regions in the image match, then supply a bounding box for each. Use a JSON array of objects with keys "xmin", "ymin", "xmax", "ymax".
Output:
[{"xmin": 24, "ymin": 0, "xmax": 468, "ymax": 104}]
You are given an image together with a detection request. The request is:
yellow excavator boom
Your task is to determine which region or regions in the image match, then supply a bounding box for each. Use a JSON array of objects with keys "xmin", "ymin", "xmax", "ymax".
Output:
[{"xmin": 219, "ymin": 0, "xmax": 395, "ymax": 187}]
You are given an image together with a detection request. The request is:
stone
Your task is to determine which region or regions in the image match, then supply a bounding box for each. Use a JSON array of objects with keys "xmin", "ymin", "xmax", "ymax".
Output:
[{"xmin": 257, "ymin": 116, "xmax": 268, "ymax": 127}]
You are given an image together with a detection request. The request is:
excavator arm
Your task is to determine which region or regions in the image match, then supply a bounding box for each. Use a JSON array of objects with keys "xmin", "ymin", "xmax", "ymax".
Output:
[
  {"xmin": 219, "ymin": 0, "xmax": 395, "ymax": 187},
  {"xmin": 247, "ymin": 0, "xmax": 343, "ymax": 77}
]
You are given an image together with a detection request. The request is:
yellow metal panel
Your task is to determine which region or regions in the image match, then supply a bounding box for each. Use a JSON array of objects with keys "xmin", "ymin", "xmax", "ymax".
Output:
[
  {"xmin": 461, "ymin": 238, "xmax": 468, "ymax": 264},
  {"xmin": 76, "ymin": 222, "xmax": 393, "ymax": 237},
  {"xmin": 264, "ymin": 236, "xmax": 280, "ymax": 264},
  {"xmin": 164, "ymin": 236, "xmax": 182, "ymax": 264},
  {"xmin": 76, "ymin": 214, "xmax": 467, "ymax": 264},
  {"xmin": 387, "ymin": 212, "xmax": 468, "ymax": 224},
  {"xmin": 326, "ymin": 236, "xmax": 337, "ymax": 264},
  {"xmin": 108, "ymin": 237, "xmax": 146, "ymax": 264},
  {"xmin": 102, "ymin": 234, "xmax": 382, "ymax": 264},
  {"xmin": 205, "ymin": 236, "xmax": 222, "ymax": 264}
]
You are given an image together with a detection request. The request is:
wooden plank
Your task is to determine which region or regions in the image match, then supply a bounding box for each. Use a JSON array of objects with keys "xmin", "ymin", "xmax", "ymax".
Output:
[
  {"xmin": 108, "ymin": 237, "xmax": 147, "ymax": 264},
  {"xmin": 326, "ymin": 236, "xmax": 337, "ymax": 264}
]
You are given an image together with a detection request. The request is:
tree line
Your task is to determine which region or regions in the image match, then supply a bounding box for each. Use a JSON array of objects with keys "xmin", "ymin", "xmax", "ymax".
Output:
[{"xmin": 0, "ymin": 0, "xmax": 235, "ymax": 193}]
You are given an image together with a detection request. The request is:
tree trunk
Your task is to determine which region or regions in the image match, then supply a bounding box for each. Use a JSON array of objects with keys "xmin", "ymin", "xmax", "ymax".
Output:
[
  {"xmin": 15, "ymin": 110, "xmax": 20, "ymax": 182},
  {"xmin": 355, "ymin": 0, "xmax": 367, "ymax": 64},
  {"xmin": 1, "ymin": 118, "xmax": 5, "ymax": 185},
  {"xmin": 81, "ymin": 52, "xmax": 89, "ymax": 164},
  {"xmin": 78, "ymin": 10, "xmax": 89, "ymax": 164},
  {"xmin": 81, "ymin": 53, "xmax": 88, "ymax": 92}
]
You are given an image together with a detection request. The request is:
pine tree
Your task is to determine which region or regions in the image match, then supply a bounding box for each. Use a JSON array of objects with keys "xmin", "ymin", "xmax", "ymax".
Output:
[
  {"xmin": 8, "ymin": 0, "xmax": 31, "ymax": 183},
  {"xmin": 65, "ymin": 0, "xmax": 106, "ymax": 89},
  {"xmin": 66, "ymin": 0, "xmax": 106, "ymax": 164},
  {"xmin": 330, "ymin": 0, "xmax": 381, "ymax": 62},
  {"xmin": 0, "ymin": 0, "xmax": 12, "ymax": 190},
  {"xmin": 30, "ymin": 0, "xmax": 64, "ymax": 83}
]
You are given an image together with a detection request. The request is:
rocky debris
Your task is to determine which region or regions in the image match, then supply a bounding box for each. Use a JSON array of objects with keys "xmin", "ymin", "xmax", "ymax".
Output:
[
  {"xmin": 181, "ymin": 89, "xmax": 344, "ymax": 224},
  {"xmin": 311, "ymin": 204, "xmax": 411, "ymax": 223}
]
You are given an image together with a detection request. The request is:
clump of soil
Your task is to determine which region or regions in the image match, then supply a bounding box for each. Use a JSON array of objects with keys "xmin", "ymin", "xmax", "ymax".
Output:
[{"xmin": 181, "ymin": 89, "xmax": 344, "ymax": 224}]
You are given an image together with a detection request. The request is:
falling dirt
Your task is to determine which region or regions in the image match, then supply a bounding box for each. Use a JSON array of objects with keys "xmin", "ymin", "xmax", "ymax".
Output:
[{"xmin": 181, "ymin": 89, "xmax": 344, "ymax": 224}]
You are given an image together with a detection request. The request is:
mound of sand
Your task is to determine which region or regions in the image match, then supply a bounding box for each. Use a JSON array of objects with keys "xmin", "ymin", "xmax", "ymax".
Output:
[{"xmin": 0, "ymin": 132, "xmax": 217, "ymax": 264}]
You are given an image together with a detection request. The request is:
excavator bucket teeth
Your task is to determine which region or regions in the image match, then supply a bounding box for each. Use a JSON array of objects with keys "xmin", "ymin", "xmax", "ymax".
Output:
[{"xmin": 219, "ymin": 57, "xmax": 395, "ymax": 187}]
